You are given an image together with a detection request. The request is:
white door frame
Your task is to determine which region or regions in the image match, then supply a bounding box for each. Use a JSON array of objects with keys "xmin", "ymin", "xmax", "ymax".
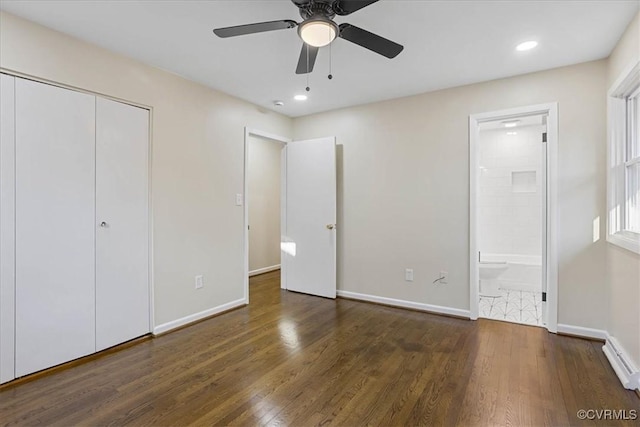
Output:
[
  {"xmin": 243, "ymin": 128, "xmax": 291, "ymax": 304},
  {"xmin": 469, "ymin": 103, "xmax": 558, "ymax": 333}
]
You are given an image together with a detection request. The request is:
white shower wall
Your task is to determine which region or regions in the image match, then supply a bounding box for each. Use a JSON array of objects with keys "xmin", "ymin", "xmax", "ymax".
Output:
[{"xmin": 479, "ymin": 125, "xmax": 544, "ymax": 257}]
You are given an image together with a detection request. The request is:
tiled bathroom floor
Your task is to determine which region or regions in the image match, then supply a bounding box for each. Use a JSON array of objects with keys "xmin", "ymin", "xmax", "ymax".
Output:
[{"xmin": 479, "ymin": 289, "xmax": 544, "ymax": 326}]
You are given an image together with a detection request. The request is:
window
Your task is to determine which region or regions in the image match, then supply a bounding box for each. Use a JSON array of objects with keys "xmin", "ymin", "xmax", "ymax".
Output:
[
  {"xmin": 608, "ymin": 61, "xmax": 640, "ymax": 254},
  {"xmin": 626, "ymin": 90, "xmax": 640, "ymax": 233}
]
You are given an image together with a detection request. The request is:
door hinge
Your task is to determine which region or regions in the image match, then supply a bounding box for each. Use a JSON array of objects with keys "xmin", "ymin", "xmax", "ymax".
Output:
[
  {"xmin": 542, "ymin": 132, "xmax": 547, "ymax": 143},
  {"xmin": 542, "ymin": 292, "xmax": 547, "ymax": 302}
]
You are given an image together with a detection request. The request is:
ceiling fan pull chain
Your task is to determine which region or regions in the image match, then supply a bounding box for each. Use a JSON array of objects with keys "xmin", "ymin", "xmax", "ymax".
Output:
[
  {"xmin": 306, "ymin": 44, "xmax": 311, "ymax": 91},
  {"xmin": 328, "ymin": 34, "xmax": 333, "ymax": 80}
]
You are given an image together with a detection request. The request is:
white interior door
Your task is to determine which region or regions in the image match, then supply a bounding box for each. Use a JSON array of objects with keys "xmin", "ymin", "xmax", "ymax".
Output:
[
  {"xmin": 15, "ymin": 78, "xmax": 96, "ymax": 377},
  {"xmin": 96, "ymin": 98, "xmax": 150, "ymax": 351},
  {"xmin": 283, "ymin": 137, "xmax": 336, "ymax": 299},
  {"xmin": 0, "ymin": 74, "xmax": 16, "ymax": 383}
]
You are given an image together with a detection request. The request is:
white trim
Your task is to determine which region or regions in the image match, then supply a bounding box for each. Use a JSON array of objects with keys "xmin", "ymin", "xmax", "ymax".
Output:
[
  {"xmin": 0, "ymin": 74, "xmax": 16, "ymax": 384},
  {"xmin": 249, "ymin": 264, "xmax": 281, "ymax": 277},
  {"xmin": 245, "ymin": 128, "xmax": 293, "ymax": 145},
  {"xmin": 469, "ymin": 103, "xmax": 559, "ymax": 333},
  {"xmin": 280, "ymin": 144, "xmax": 287, "ymax": 290},
  {"xmin": 147, "ymin": 103, "xmax": 155, "ymax": 336},
  {"xmin": 603, "ymin": 335, "xmax": 640, "ymax": 391},
  {"xmin": 337, "ymin": 290, "xmax": 470, "ymax": 319},
  {"xmin": 243, "ymin": 128, "xmax": 290, "ymax": 301},
  {"xmin": 607, "ymin": 231, "xmax": 640, "ymax": 253},
  {"xmin": 556, "ymin": 324, "xmax": 607, "ymax": 340},
  {"xmin": 546, "ymin": 104, "xmax": 559, "ymax": 333},
  {"xmin": 244, "ymin": 128, "xmax": 249, "ymax": 302},
  {"xmin": 469, "ymin": 114, "xmax": 479, "ymax": 320},
  {"xmin": 0, "ymin": 67, "xmax": 153, "ymax": 111},
  {"xmin": 152, "ymin": 298, "xmax": 246, "ymax": 335},
  {"xmin": 608, "ymin": 61, "xmax": 640, "ymax": 98}
]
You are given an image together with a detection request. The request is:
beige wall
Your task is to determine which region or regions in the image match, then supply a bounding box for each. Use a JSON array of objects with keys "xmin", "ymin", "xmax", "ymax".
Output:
[
  {"xmin": 606, "ymin": 12, "xmax": 640, "ymax": 367},
  {"xmin": 294, "ymin": 60, "xmax": 608, "ymax": 330},
  {"xmin": 0, "ymin": 11, "xmax": 293, "ymax": 326},
  {"xmin": 248, "ymin": 135, "xmax": 282, "ymax": 273},
  {"xmin": 2, "ymin": 8, "xmax": 631, "ymax": 343}
]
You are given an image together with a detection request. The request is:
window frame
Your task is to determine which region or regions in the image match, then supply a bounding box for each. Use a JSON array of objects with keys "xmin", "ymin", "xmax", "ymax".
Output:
[{"xmin": 607, "ymin": 60, "xmax": 640, "ymax": 254}]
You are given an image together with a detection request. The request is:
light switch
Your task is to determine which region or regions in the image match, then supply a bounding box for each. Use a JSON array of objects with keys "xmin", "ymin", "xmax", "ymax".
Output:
[
  {"xmin": 235, "ymin": 193, "xmax": 243, "ymax": 206},
  {"xmin": 405, "ymin": 268, "xmax": 414, "ymax": 282}
]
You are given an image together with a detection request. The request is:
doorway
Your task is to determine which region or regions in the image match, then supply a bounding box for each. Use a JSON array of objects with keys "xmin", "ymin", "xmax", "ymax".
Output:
[
  {"xmin": 469, "ymin": 104, "xmax": 558, "ymax": 332},
  {"xmin": 243, "ymin": 129, "xmax": 337, "ymax": 303},
  {"xmin": 246, "ymin": 133, "xmax": 285, "ymax": 277},
  {"xmin": 243, "ymin": 129, "xmax": 289, "ymax": 303}
]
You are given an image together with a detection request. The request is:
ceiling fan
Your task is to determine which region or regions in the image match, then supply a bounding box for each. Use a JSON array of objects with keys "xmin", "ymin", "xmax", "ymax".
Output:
[{"xmin": 213, "ymin": 0, "xmax": 403, "ymax": 75}]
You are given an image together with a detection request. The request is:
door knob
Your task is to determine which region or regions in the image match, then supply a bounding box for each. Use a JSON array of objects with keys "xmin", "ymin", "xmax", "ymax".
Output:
[
  {"xmin": 326, "ymin": 224, "xmax": 336, "ymax": 230},
  {"xmin": 100, "ymin": 221, "xmax": 108, "ymax": 228}
]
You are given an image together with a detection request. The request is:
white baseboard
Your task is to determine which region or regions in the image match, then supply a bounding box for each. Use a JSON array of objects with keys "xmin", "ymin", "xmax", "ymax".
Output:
[
  {"xmin": 153, "ymin": 298, "xmax": 246, "ymax": 335},
  {"xmin": 337, "ymin": 290, "xmax": 470, "ymax": 319},
  {"xmin": 603, "ymin": 335, "xmax": 640, "ymax": 391},
  {"xmin": 556, "ymin": 324, "xmax": 608, "ymax": 340},
  {"xmin": 249, "ymin": 264, "xmax": 281, "ymax": 277}
]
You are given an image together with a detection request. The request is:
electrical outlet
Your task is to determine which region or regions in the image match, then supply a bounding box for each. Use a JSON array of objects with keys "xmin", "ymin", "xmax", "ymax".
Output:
[
  {"xmin": 235, "ymin": 193, "xmax": 243, "ymax": 206},
  {"xmin": 440, "ymin": 271, "xmax": 448, "ymax": 284},
  {"xmin": 195, "ymin": 275, "xmax": 204, "ymax": 289},
  {"xmin": 405, "ymin": 268, "xmax": 414, "ymax": 282}
]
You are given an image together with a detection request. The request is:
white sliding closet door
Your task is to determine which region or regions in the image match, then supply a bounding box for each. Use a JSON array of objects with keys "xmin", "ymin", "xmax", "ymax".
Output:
[
  {"xmin": 15, "ymin": 78, "xmax": 96, "ymax": 377},
  {"xmin": 95, "ymin": 98, "xmax": 150, "ymax": 351}
]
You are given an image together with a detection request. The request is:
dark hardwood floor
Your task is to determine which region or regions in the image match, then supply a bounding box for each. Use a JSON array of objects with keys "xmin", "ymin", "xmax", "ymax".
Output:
[{"xmin": 1, "ymin": 270, "xmax": 638, "ymax": 426}]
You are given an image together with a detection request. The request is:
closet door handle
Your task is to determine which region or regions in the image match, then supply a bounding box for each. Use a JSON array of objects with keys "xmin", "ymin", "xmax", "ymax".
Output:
[{"xmin": 100, "ymin": 221, "xmax": 108, "ymax": 228}]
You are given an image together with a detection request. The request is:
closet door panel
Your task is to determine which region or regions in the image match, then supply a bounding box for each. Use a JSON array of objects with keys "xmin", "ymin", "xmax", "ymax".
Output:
[
  {"xmin": 0, "ymin": 74, "xmax": 16, "ymax": 383},
  {"xmin": 15, "ymin": 78, "xmax": 96, "ymax": 377},
  {"xmin": 96, "ymin": 97, "xmax": 149, "ymax": 351}
]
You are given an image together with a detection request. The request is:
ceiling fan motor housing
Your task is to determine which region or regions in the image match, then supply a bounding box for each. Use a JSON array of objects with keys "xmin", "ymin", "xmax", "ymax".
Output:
[{"xmin": 298, "ymin": 1, "xmax": 336, "ymax": 20}]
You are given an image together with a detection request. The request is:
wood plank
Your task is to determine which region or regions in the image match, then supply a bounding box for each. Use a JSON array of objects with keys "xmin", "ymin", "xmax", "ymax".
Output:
[{"xmin": 1, "ymin": 270, "xmax": 638, "ymax": 426}]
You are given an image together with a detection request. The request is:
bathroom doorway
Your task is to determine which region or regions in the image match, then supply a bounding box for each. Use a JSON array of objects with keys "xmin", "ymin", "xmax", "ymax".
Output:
[{"xmin": 469, "ymin": 104, "xmax": 558, "ymax": 332}]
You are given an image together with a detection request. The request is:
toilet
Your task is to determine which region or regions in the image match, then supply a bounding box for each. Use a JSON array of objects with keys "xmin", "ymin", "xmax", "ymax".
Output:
[{"xmin": 479, "ymin": 261, "xmax": 508, "ymax": 297}]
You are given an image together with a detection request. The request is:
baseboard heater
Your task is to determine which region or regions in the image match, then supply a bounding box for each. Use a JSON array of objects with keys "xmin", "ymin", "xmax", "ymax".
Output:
[{"xmin": 603, "ymin": 336, "xmax": 640, "ymax": 391}]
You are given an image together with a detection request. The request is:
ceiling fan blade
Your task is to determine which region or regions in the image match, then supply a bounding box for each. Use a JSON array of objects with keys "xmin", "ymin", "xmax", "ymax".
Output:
[
  {"xmin": 332, "ymin": 0, "xmax": 379, "ymax": 16},
  {"xmin": 338, "ymin": 23, "xmax": 403, "ymax": 58},
  {"xmin": 296, "ymin": 43, "xmax": 319, "ymax": 74},
  {"xmin": 213, "ymin": 20, "xmax": 297, "ymax": 38}
]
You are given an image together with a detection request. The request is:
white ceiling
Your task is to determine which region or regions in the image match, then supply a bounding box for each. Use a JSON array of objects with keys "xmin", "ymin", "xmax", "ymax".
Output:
[{"xmin": 1, "ymin": 1, "xmax": 637, "ymax": 117}]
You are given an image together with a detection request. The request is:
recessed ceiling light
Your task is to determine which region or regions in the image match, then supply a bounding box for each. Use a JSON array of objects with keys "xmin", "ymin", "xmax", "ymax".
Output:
[
  {"xmin": 294, "ymin": 94, "xmax": 308, "ymax": 101},
  {"xmin": 506, "ymin": 131, "xmax": 518, "ymax": 135},
  {"xmin": 273, "ymin": 100, "xmax": 284, "ymax": 107},
  {"xmin": 516, "ymin": 40, "xmax": 538, "ymax": 51}
]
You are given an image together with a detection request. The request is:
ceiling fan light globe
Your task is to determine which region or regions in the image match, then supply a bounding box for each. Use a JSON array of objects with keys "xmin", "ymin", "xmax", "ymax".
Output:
[{"xmin": 298, "ymin": 19, "xmax": 337, "ymax": 47}]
